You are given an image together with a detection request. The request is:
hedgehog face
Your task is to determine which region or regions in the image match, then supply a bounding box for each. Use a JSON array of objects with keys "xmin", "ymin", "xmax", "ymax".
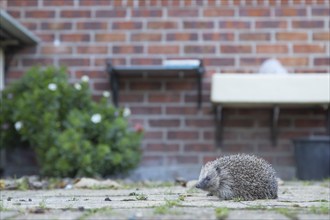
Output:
[{"xmin": 196, "ymin": 162, "xmax": 220, "ymax": 192}]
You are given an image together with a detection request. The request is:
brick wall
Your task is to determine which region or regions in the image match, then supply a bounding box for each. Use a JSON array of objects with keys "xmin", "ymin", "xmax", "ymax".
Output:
[{"xmin": 5, "ymin": 0, "xmax": 330, "ymax": 180}]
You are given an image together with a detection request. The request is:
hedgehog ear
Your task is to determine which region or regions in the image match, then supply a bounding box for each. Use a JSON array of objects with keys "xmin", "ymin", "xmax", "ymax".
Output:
[{"xmin": 215, "ymin": 167, "xmax": 221, "ymax": 173}]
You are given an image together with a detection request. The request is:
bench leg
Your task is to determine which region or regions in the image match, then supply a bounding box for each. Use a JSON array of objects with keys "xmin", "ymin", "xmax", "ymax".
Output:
[
  {"xmin": 214, "ymin": 105, "xmax": 223, "ymax": 147},
  {"xmin": 326, "ymin": 106, "xmax": 330, "ymax": 136},
  {"xmin": 271, "ymin": 106, "xmax": 280, "ymax": 147}
]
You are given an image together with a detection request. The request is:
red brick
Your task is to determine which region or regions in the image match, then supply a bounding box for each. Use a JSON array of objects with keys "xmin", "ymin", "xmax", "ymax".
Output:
[
  {"xmin": 79, "ymin": 0, "xmax": 112, "ymax": 5},
  {"xmin": 255, "ymin": 21, "xmax": 287, "ymax": 29},
  {"xmin": 167, "ymin": 9, "xmax": 198, "ymax": 17},
  {"xmin": 257, "ymin": 143, "xmax": 293, "ymax": 153},
  {"xmin": 219, "ymin": 0, "xmax": 236, "ymax": 5},
  {"xmin": 95, "ymin": 9, "xmax": 126, "ymax": 17},
  {"xmin": 144, "ymin": 131, "xmax": 163, "ymax": 140},
  {"xmin": 131, "ymin": 33, "xmax": 162, "ymax": 41},
  {"xmin": 313, "ymin": 32, "xmax": 330, "ymax": 41},
  {"xmin": 76, "ymin": 22, "xmax": 107, "ymax": 30},
  {"xmin": 22, "ymin": 58, "xmax": 54, "ymax": 67},
  {"xmin": 148, "ymin": 94, "xmax": 181, "ymax": 103},
  {"xmin": 41, "ymin": 22, "xmax": 72, "ymax": 30},
  {"xmin": 59, "ymin": 58, "xmax": 90, "ymax": 66},
  {"xmin": 239, "ymin": 33, "xmax": 271, "ymax": 41},
  {"xmin": 60, "ymin": 34, "xmax": 90, "ymax": 42},
  {"xmin": 279, "ymin": 0, "xmax": 291, "ymax": 5},
  {"xmin": 293, "ymin": 44, "xmax": 326, "ymax": 53},
  {"xmin": 185, "ymin": 119, "xmax": 213, "ymax": 127},
  {"xmin": 149, "ymin": 119, "xmax": 181, "ymax": 127},
  {"xmin": 131, "ymin": 58, "xmax": 162, "ymax": 65},
  {"xmin": 204, "ymin": 58, "xmax": 235, "ymax": 66},
  {"xmin": 93, "ymin": 82, "xmax": 110, "ymax": 91},
  {"xmin": 225, "ymin": 119, "xmax": 254, "ymax": 127},
  {"xmin": 6, "ymin": 70, "xmax": 24, "ymax": 79},
  {"xmin": 203, "ymin": 8, "xmax": 235, "ymax": 16},
  {"xmin": 7, "ymin": 10, "xmax": 21, "ymax": 18},
  {"xmin": 239, "ymin": 8, "xmax": 270, "ymax": 16},
  {"xmin": 132, "ymin": 9, "xmax": 162, "ymax": 17},
  {"xmin": 130, "ymin": 82, "xmax": 162, "ymax": 90},
  {"xmin": 276, "ymin": 32, "xmax": 308, "ymax": 41},
  {"xmin": 314, "ymin": 57, "xmax": 330, "ymax": 66},
  {"xmin": 168, "ymin": 155, "xmax": 198, "ymax": 164},
  {"xmin": 36, "ymin": 34, "xmax": 54, "ymax": 42},
  {"xmin": 184, "ymin": 45, "xmax": 215, "ymax": 54},
  {"xmin": 183, "ymin": 21, "xmax": 214, "ymax": 29},
  {"xmin": 203, "ymin": 131, "xmax": 215, "ymax": 140},
  {"xmin": 256, "ymin": 45, "xmax": 288, "ymax": 53},
  {"xmin": 147, "ymin": 21, "xmax": 178, "ymax": 29},
  {"xmin": 43, "ymin": 0, "xmax": 74, "ymax": 6},
  {"xmin": 275, "ymin": 156, "xmax": 295, "ymax": 166},
  {"xmin": 21, "ymin": 22, "xmax": 37, "ymax": 30},
  {"xmin": 120, "ymin": 94, "xmax": 144, "ymax": 103},
  {"xmin": 166, "ymin": 81, "xmax": 195, "ymax": 90},
  {"xmin": 166, "ymin": 33, "xmax": 198, "ymax": 41},
  {"xmin": 60, "ymin": 10, "xmax": 91, "ymax": 18},
  {"xmin": 203, "ymin": 33, "xmax": 234, "ymax": 41},
  {"xmin": 75, "ymin": 70, "xmax": 106, "ymax": 78},
  {"xmin": 221, "ymin": 45, "xmax": 252, "ymax": 53},
  {"xmin": 240, "ymin": 58, "xmax": 267, "ymax": 66},
  {"xmin": 292, "ymin": 20, "xmax": 324, "ymax": 28},
  {"xmin": 130, "ymin": 106, "xmax": 162, "ymax": 115},
  {"xmin": 112, "ymin": 21, "xmax": 142, "ymax": 30},
  {"xmin": 145, "ymin": 143, "xmax": 180, "ymax": 152},
  {"xmin": 275, "ymin": 8, "xmax": 306, "ymax": 16},
  {"xmin": 278, "ymin": 57, "xmax": 308, "ymax": 66},
  {"xmin": 25, "ymin": 10, "xmax": 55, "ymax": 18},
  {"xmin": 184, "ymin": 143, "xmax": 214, "ymax": 152},
  {"xmin": 106, "ymin": 58, "xmax": 126, "ymax": 66},
  {"xmin": 113, "ymin": 45, "xmax": 144, "ymax": 54},
  {"xmin": 41, "ymin": 46, "xmax": 72, "ymax": 54},
  {"xmin": 166, "ymin": 107, "xmax": 199, "ymax": 115},
  {"xmin": 141, "ymin": 155, "xmax": 164, "ymax": 166},
  {"xmin": 95, "ymin": 33, "xmax": 126, "ymax": 42},
  {"xmin": 8, "ymin": 0, "xmax": 38, "ymax": 6},
  {"xmin": 221, "ymin": 143, "xmax": 255, "ymax": 153},
  {"xmin": 203, "ymin": 156, "xmax": 218, "ymax": 163},
  {"xmin": 311, "ymin": 7, "xmax": 330, "ymax": 16},
  {"xmin": 219, "ymin": 21, "xmax": 251, "ymax": 29},
  {"xmin": 148, "ymin": 45, "xmax": 179, "ymax": 54},
  {"xmin": 77, "ymin": 46, "xmax": 108, "ymax": 54}
]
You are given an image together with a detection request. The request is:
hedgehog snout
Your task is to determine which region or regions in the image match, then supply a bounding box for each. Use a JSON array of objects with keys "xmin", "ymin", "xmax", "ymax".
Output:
[{"xmin": 195, "ymin": 176, "xmax": 210, "ymax": 189}]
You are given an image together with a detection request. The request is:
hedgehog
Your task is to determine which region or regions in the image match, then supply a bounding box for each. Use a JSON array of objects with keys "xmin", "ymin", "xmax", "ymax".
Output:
[{"xmin": 195, "ymin": 154, "xmax": 278, "ymax": 201}]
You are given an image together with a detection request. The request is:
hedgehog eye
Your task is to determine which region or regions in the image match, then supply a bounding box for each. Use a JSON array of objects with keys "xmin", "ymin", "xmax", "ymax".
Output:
[
  {"xmin": 215, "ymin": 167, "xmax": 221, "ymax": 173},
  {"xmin": 205, "ymin": 176, "xmax": 211, "ymax": 181}
]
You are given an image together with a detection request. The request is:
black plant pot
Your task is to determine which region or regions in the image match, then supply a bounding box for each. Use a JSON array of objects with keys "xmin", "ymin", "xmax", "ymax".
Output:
[{"xmin": 293, "ymin": 136, "xmax": 330, "ymax": 180}]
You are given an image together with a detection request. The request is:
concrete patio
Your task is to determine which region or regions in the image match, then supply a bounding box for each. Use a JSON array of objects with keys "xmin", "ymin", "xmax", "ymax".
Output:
[{"xmin": 0, "ymin": 180, "xmax": 329, "ymax": 220}]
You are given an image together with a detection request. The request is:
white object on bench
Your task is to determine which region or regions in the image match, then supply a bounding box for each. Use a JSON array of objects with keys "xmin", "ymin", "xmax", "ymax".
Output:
[
  {"xmin": 211, "ymin": 74, "xmax": 330, "ymax": 106},
  {"xmin": 211, "ymin": 73, "xmax": 330, "ymax": 147}
]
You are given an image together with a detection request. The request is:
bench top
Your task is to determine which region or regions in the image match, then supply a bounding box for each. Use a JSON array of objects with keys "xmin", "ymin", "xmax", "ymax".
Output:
[{"xmin": 211, "ymin": 73, "xmax": 330, "ymax": 106}]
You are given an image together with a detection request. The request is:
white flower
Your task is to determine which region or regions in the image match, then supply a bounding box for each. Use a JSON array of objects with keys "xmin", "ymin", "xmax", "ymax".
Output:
[
  {"xmin": 81, "ymin": 75, "xmax": 89, "ymax": 82},
  {"xmin": 123, "ymin": 107, "xmax": 131, "ymax": 117},
  {"xmin": 48, "ymin": 83, "xmax": 57, "ymax": 91},
  {"xmin": 103, "ymin": 91, "xmax": 111, "ymax": 98},
  {"xmin": 91, "ymin": 114, "xmax": 102, "ymax": 124},
  {"xmin": 15, "ymin": 121, "xmax": 23, "ymax": 131},
  {"xmin": 74, "ymin": 83, "xmax": 82, "ymax": 90}
]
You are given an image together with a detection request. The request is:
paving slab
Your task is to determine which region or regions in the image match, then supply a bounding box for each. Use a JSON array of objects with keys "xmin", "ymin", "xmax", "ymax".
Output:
[{"xmin": 0, "ymin": 181, "xmax": 329, "ymax": 220}]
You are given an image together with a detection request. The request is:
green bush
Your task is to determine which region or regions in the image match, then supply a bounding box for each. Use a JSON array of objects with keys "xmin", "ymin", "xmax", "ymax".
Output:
[{"xmin": 1, "ymin": 66, "xmax": 143, "ymax": 177}]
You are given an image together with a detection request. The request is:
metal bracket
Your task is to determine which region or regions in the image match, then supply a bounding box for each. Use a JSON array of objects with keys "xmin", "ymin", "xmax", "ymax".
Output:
[
  {"xmin": 326, "ymin": 106, "xmax": 330, "ymax": 136},
  {"xmin": 107, "ymin": 62, "xmax": 119, "ymax": 107},
  {"xmin": 271, "ymin": 106, "xmax": 280, "ymax": 146},
  {"xmin": 214, "ymin": 105, "xmax": 223, "ymax": 147}
]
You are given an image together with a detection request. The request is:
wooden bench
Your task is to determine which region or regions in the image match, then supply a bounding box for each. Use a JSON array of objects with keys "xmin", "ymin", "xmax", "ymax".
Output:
[{"xmin": 211, "ymin": 73, "xmax": 330, "ymax": 146}]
